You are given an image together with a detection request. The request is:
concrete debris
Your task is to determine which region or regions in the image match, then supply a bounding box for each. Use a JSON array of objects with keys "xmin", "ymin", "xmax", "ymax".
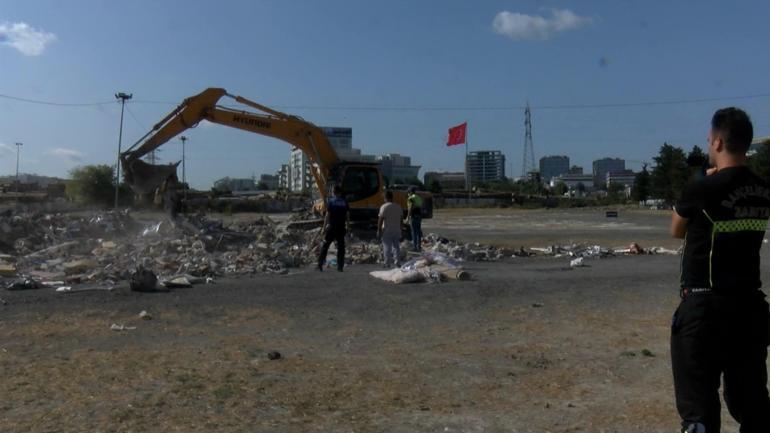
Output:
[
  {"xmin": 138, "ymin": 310, "xmax": 152, "ymax": 320},
  {"xmin": 110, "ymin": 323, "xmax": 136, "ymax": 331},
  {"xmin": 0, "ymin": 209, "xmax": 681, "ymax": 290},
  {"xmin": 0, "ymin": 263, "xmax": 16, "ymax": 277},
  {"xmin": 162, "ymin": 276, "xmax": 193, "ymax": 288},
  {"xmin": 569, "ymin": 257, "xmax": 585, "ymax": 268},
  {"xmin": 130, "ymin": 267, "xmax": 159, "ymax": 292},
  {"xmin": 5, "ymin": 278, "xmax": 41, "ymax": 291}
]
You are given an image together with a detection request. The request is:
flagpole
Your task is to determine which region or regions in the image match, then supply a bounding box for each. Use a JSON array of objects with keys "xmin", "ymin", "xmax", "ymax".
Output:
[{"xmin": 466, "ymin": 120, "xmax": 471, "ymax": 201}]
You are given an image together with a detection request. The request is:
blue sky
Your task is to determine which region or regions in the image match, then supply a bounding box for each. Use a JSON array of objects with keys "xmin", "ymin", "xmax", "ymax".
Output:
[{"xmin": 2, "ymin": 0, "xmax": 770, "ymax": 188}]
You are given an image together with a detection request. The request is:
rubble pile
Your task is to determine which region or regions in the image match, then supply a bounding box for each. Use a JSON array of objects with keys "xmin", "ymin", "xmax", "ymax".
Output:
[{"xmin": 1, "ymin": 209, "xmax": 683, "ymax": 291}]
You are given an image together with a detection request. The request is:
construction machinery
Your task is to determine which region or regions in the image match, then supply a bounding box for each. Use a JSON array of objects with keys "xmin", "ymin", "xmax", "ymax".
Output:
[{"xmin": 120, "ymin": 88, "xmax": 431, "ymax": 224}]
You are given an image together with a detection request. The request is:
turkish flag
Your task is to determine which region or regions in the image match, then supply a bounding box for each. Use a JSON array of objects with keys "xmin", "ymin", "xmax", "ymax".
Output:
[{"xmin": 447, "ymin": 122, "xmax": 467, "ymax": 146}]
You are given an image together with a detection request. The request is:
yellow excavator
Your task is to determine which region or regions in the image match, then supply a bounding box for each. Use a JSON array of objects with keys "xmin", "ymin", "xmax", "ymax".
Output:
[{"xmin": 120, "ymin": 88, "xmax": 431, "ymax": 225}]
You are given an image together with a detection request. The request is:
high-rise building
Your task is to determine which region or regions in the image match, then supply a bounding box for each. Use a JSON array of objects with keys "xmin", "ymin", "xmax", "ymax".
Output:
[
  {"xmin": 606, "ymin": 169, "xmax": 636, "ymax": 188},
  {"xmin": 289, "ymin": 148, "xmax": 314, "ymax": 193},
  {"xmin": 466, "ymin": 150, "xmax": 506, "ymax": 184},
  {"xmin": 592, "ymin": 158, "xmax": 625, "ymax": 185},
  {"xmin": 539, "ymin": 155, "xmax": 570, "ymax": 184},
  {"xmin": 259, "ymin": 174, "xmax": 279, "ymax": 190},
  {"xmin": 376, "ymin": 153, "xmax": 421, "ymax": 184},
  {"xmin": 278, "ymin": 164, "xmax": 290, "ymax": 190}
]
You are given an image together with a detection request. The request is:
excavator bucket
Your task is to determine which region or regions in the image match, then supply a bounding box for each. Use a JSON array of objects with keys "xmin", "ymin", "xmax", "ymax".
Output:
[{"xmin": 121, "ymin": 157, "xmax": 180, "ymax": 194}]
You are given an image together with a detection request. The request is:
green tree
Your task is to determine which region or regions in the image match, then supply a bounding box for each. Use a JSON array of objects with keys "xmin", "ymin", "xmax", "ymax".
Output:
[
  {"xmin": 686, "ymin": 145, "xmax": 708, "ymax": 168},
  {"xmin": 66, "ymin": 165, "xmax": 116, "ymax": 206},
  {"xmin": 607, "ymin": 182, "xmax": 627, "ymax": 203},
  {"xmin": 552, "ymin": 181, "xmax": 569, "ymax": 196},
  {"xmin": 748, "ymin": 139, "xmax": 770, "ymax": 180},
  {"xmin": 651, "ymin": 143, "xmax": 689, "ymax": 205},
  {"xmin": 631, "ymin": 164, "xmax": 651, "ymax": 202},
  {"xmin": 427, "ymin": 179, "xmax": 442, "ymax": 194}
]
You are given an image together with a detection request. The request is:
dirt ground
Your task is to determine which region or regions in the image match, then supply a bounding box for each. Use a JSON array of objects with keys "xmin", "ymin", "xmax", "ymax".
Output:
[{"xmin": 0, "ymin": 208, "xmax": 761, "ymax": 432}]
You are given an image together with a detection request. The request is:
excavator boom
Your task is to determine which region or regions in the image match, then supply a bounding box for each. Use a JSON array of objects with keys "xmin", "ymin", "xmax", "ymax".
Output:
[
  {"xmin": 121, "ymin": 88, "xmax": 339, "ymax": 196},
  {"xmin": 120, "ymin": 87, "xmax": 431, "ymax": 224}
]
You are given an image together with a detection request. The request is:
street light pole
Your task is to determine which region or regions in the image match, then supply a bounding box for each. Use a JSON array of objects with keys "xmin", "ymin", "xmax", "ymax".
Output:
[
  {"xmin": 15, "ymin": 142, "xmax": 22, "ymax": 192},
  {"xmin": 115, "ymin": 92, "xmax": 132, "ymax": 208},
  {"xmin": 180, "ymin": 135, "xmax": 187, "ymax": 201}
]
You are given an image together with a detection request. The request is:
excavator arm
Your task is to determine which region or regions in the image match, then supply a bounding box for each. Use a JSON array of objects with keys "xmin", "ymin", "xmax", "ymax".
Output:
[{"xmin": 120, "ymin": 88, "xmax": 340, "ymax": 196}]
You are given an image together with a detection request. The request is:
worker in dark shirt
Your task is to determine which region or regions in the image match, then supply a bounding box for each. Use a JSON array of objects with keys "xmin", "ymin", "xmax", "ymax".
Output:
[
  {"xmin": 670, "ymin": 107, "xmax": 770, "ymax": 433},
  {"xmin": 318, "ymin": 184, "xmax": 349, "ymax": 272}
]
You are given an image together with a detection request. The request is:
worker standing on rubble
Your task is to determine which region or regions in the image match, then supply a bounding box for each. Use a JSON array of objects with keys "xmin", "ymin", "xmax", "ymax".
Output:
[
  {"xmin": 318, "ymin": 185, "xmax": 349, "ymax": 272},
  {"xmin": 406, "ymin": 186, "xmax": 423, "ymax": 252},
  {"xmin": 670, "ymin": 107, "xmax": 770, "ymax": 433},
  {"xmin": 377, "ymin": 190, "xmax": 402, "ymax": 268}
]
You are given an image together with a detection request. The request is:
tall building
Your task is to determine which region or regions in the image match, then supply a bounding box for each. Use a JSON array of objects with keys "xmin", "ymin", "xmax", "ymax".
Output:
[
  {"xmin": 376, "ymin": 153, "xmax": 421, "ymax": 184},
  {"xmin": 289, "ymin": 148, "xmax": 314, "ymax": 193},
  {"xmin": 466, "ymin": 150, "xmax": 506, "ymax": 184},
  {"xmin": 277, "ymin": 164, "xmax": 291, "ymax": 190},
  {"xmin": 592, "ymin": 158, "xmax": 625, "ymax": 185},
  {"xmin": 259, "ymin": 174, "xmax": 279, "ymax": 190},
  {"xmin": 287, "ymin": 126, "xmax": 380, "ymax": 192},
  {"xmin": 569, "ymin": 165, "xmax": 584, "ymax": 175},
  {"xmin": 320, "ymin": 126, "xmax": 373, "ymax": 161},
  {"xmin": 539, "ymin": 155, "xmax": 570, "ymax": 184},
  {"xmin": 606, "ymin": 169, "xmax": 636, "ymax": 188}
]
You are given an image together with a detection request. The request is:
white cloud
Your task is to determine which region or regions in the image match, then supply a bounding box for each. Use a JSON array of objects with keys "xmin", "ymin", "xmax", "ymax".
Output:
[
  {"xmin": 0, "ymin": 21, "xmax": 56, "ymax": 55},
  {"xmin": 492, "ymin": 9, "xmax": 593, "ymax": 40},
  {"xmin": 47, "ymin": 148, "xmax": 85, "ymax": 163}
]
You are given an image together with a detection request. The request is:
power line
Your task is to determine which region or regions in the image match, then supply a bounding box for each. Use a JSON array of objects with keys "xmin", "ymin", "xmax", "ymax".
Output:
[
  {"xmin": 0, "ymin": 93, "xmax": 115, "ymax": 107},
  {"xmin": 3, "ymin": 91, "xmax": 770, "ymax": 111},
  {"xmin": 125, "ymin": 105, "xmax": 147, "ymax": 130}
]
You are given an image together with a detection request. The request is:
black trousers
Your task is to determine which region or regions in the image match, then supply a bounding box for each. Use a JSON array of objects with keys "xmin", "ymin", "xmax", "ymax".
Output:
[
  {"xmin": 318, "ymin": 229, "xmax": 345, "ymax": 270},
  {"xmin": 671, "ymin": 290, "xmax": 770, "ymax": 433}
]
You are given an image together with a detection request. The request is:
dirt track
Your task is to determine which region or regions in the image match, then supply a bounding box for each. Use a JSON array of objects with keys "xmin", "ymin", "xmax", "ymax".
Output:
[{"xmin": 0, "ymin": 208, "xmax": 760, "ymax": 433}]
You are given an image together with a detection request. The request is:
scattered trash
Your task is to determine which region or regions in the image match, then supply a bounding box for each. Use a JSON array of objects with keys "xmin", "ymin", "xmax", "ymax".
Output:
[
  {"xmin": 5, "ymin": 278, "xmax": 40, "ymax": 291},
  {"xmin": 569, "ymin": 257, "xmax": 585, "ymax": 268},
  {"xmin": 110, "ymin": 323, "xmax": 137, "ymax": 331},
  {"xmin": 0, "ymin": 209, "xmax": 681, "ymax": 289},
  {"xmin": 138, "ymin": 310, "xmax": 152, "ymax": 320},
  {"xmin": 370, "ymin": 252, "xmax": 470, "ymax": 284},
  {"xmin": 130, "ymin": 267, "xmax": 159, "ymax": 292},
  {"xmin": 162, "ymin": 276, "xmax": 193, "ymax": 288},
  {"xmin": 55, "ymin": 286, "xmax": 72, "ymax": 293},
  {"xmin": 267, "ymin": 351, "xmax": 282, "ymax": 360}
]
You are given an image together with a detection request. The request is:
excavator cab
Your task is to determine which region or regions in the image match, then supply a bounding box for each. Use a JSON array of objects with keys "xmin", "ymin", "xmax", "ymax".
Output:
[{"xmin": 327, "ymin": 163, "xmax": 384, "ymax": 222}]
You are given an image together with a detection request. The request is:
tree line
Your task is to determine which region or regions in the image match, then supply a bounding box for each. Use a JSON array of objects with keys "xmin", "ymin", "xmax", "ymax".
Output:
[{"xmin": 632, "ymin": 139, "xmax": 770, "ymax": 205}]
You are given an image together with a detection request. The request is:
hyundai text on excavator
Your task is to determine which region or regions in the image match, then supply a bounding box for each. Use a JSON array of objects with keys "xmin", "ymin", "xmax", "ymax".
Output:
[{"xmin": 119, "ymin": 88, "xmax": 431, "ymax": 227}]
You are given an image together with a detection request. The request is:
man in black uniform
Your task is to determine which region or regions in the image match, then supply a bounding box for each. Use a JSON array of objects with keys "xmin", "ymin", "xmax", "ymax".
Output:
[
  {"xmin": 318, "ymin": 185, "xmax": 349, "ymax": 272},
  {"xmin": 670, "ymin": 107, "xmax": 770, "ymax": 433}
]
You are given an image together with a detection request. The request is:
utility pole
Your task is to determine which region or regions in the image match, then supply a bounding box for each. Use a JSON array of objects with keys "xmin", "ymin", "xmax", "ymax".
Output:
[
  {"xmin": 15, "ymin": 142, "xmax": 22, "ymax": 192},
  {"xmin": 180, "ymin": 135, "xmax": 188, "ymax": 201},
  {"xmin": 114, "ymin": 92, "xmax": 132, "ymax": 208}
]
